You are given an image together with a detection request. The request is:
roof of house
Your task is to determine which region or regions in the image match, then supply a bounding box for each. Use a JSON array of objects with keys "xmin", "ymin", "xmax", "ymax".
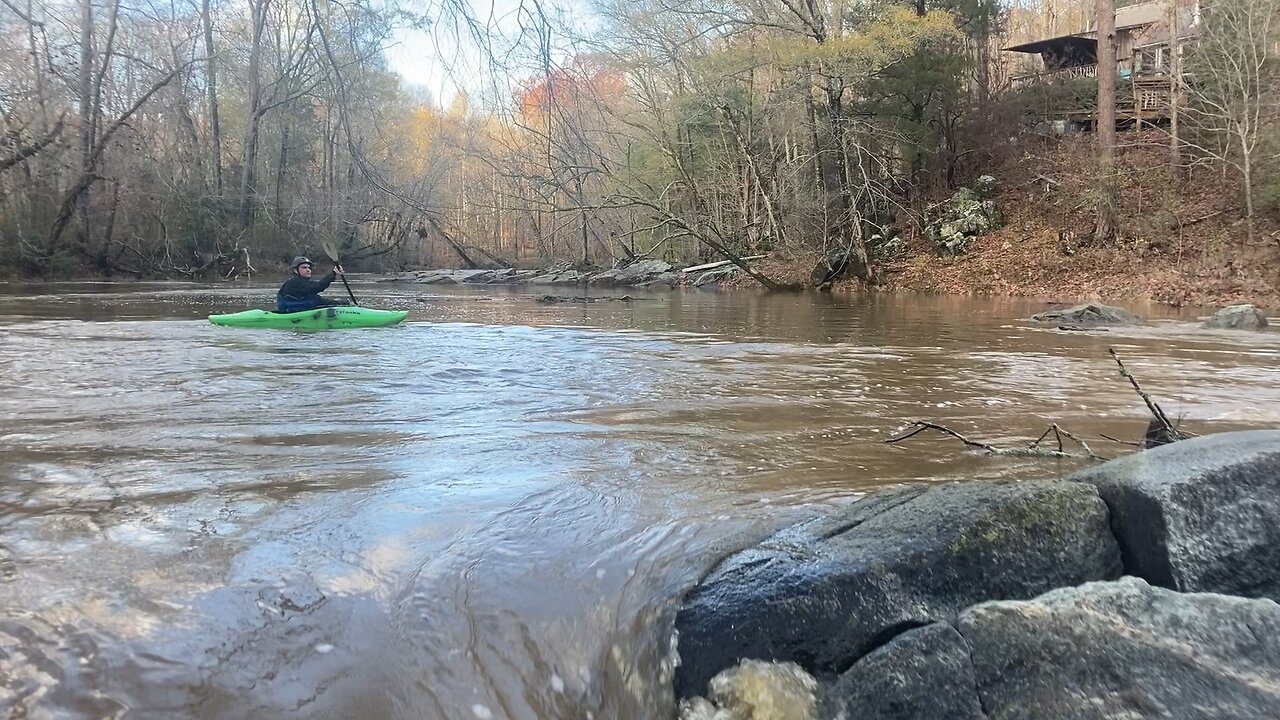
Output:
[
  {"xmin": 1098, "ymin": 1, "xmax": 1167, "ymax": 31},
  {"xmin": 1004, "ymin": 0, "xmax": 1168, "ymax": 52},
  {"xmin": 1004, "ymin": 34, "xmax": 1098, "ymax": 54}
]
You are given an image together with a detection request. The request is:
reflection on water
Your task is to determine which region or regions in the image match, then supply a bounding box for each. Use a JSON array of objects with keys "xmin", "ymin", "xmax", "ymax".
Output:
[{"xmin": 1, "ymin": 281, "xmax": 1278, "ymax": 718}]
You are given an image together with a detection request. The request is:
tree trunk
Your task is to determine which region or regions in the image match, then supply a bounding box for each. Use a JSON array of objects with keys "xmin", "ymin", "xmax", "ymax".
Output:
[
  {"xmin": 202, "ymin": 0, "xmax": 223, "ymax": 194},
  {"xmin": 238, "ymin": 0, "xmax": 270, "ymax": 228},
  {"xmin": 1093, "ymin": 0, "xmax": 1118, "ymax": 244},
  {"xmin": 805, "ymin": 89, "xmax": 824, "ymax": 193},
  {"xmin": 825, "ymin": 78, "xmax": 873, "ymax": 282},
  {"xmin": 276, "ymin": 123, "xmax": 288, "ymax": 210},
  {"xmin": 1240, "ymin": 134, "xmax": 1255, "ymax": 244},
  {"xmin": 27, "ymin": 0, "xmax": 48, "ymax": 131},
  {"xmin": 172, "ymin": 45, "xmax": 204, "ymax": 189},
  {"xmin": 77, "ymin": 0, "xmax": 93, "ymax": 180}
]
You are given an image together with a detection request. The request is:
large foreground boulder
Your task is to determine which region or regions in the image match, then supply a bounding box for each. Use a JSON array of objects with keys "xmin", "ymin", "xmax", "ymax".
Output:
[
  {"xmin": 1203, "ymin": 303, "xmax": 1268, "ymax": 330},
  {"xmin": 1068, "ymin": 429, "xmax": 1280, "ymax": 600},
  {"xmin": 673, "ymin": 481, "xmax": 1121, "ymax": 697},
  {"xmin": 821, "ymin": 623, "xmax": 983, "ymax": 720},
  {"xmin": 1030, "ymin": 303, "xmax": 1141, "ymax": 325},
  {"xmin": 959, "ymin": 577, "xmax": 1280, "ymax": 720}
]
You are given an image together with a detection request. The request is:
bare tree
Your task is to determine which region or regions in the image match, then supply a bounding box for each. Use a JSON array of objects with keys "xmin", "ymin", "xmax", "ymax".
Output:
[
  {"xmin": 202, "ymin": 0, "xmax": 223, "ymax": 193},
  {"xmin": 1183, "ymin": 0, "xmax": 1279, "ymax": 244},
  {"xmin": 238, "ymin": 0, "xmax": 271, "ymax": 228}
]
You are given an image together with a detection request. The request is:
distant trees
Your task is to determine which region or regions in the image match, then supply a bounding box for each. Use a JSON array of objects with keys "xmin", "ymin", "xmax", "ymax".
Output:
[
  {"xmin": 0, "ymin": 0, "xmax": 1274, "ymax": 279},
  {"xmin": 0, "ymin": 0, "xmax": 436, "ymax": 277}
]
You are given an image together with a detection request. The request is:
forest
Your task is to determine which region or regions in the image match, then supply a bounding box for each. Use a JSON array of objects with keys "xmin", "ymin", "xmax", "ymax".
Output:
[{"xmin": 0, "ymin": 0, "xmax": 1275, "ymax": 288}]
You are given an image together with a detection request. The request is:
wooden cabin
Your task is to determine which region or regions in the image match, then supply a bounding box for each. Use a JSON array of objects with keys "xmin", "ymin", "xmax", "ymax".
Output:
[{"xmin": 1003, "ymin": 0, "xmax": 1200, "ymax": 131}]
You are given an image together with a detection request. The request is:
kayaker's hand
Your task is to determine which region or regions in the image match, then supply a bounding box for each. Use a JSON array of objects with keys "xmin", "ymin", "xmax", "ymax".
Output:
[{"xmin": 334, "ymin": 264, "xmax": 345, "ymax": 275}]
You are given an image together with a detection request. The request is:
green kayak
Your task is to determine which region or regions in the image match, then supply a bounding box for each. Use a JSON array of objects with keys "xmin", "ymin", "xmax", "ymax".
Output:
[{"xmin": 208, "ymin": 307, "xmax": 408, "ymax": 330}]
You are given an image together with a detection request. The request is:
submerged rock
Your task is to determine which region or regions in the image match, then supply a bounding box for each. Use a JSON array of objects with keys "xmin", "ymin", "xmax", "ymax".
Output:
[
  {"xmin": 677, "ymin": 660, "xmax": 817, "ymax": 720},
  {"xmin": 1203, "ymin": 303, "xmax": 1268, "ymax": 330},
  {"xmin": 1068, "ymin": 429, "xmax": 1280, "ymax": 600},
  {"xmin": 959, "ymin": 577, "xmax": 1280, "ymax": 720},
  {"xmin": 672, "ymin": 481, "xmax": 1121, "ymax": 697},
  {"xmin": 535, "ymin": 295, "xmax": 632, "ymax": 304},
  {"xmin": 1030, "ymin": 302, "xmax": 1141, "ymax": 325}
]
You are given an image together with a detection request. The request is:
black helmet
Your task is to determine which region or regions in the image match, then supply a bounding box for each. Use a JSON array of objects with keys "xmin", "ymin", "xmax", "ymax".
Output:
[{"xmin": 290, "ymin": 256, "xmax": 312, "ymax": 270}]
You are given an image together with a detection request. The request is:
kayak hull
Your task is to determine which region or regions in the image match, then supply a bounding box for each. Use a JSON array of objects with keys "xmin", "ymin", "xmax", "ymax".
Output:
[{"xmin": 208, "ymin": 307, "xmax": 408, "ymax": 330}]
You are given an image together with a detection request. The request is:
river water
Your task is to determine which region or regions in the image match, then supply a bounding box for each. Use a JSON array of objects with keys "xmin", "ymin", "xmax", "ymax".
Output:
[{"xmin": 1, "ymin": 280, "xmax": 1278, "ymax": 719}]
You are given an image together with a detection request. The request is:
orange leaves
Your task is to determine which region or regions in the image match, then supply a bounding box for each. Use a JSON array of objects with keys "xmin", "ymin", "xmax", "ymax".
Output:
[{"xmin": 514, "ymin": 54, "xmax": 626, "ymax": 119}]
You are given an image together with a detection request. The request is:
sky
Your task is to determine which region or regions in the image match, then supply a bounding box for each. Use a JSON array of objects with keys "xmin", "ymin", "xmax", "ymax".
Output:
[{"xmin": 383, "ymin": 0, "xmax": 598, "ymax": 108}]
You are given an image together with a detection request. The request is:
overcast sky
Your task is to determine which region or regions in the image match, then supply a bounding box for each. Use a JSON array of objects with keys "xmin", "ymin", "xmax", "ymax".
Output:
[{"xmin": 383, "ymin": 0, "xmax": 598, "ymax": 108}]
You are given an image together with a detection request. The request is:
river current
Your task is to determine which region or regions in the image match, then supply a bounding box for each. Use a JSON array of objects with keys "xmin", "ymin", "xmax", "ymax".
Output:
[{"xmin": 1, "ymin": 281, "xmax": 1277, "ymax": 718}]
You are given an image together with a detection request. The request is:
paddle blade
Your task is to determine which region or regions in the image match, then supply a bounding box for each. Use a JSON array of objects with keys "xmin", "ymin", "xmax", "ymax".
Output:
[{"xmin": 319, "ymin": 236, "xmax": 340, "ymax": 263}]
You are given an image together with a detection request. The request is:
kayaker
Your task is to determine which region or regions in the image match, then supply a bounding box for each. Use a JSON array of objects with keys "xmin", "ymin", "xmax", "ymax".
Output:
[{"xmin": 276, "ymin": 256, "xmax": 347, "ymax": 312}]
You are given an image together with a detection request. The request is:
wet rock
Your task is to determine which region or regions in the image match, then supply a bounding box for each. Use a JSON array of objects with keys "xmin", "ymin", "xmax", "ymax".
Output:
[
  {"xmin": 810, "ymin": 247, "xmax": 867, "ymax": 287},
  {"xmin": 1068, "ymin": 430, "xmax": 1280, "ymax": 600},
  {"xmin": 672, "ymin": 481, "xmax": 1121, "ymax": 697},
  {"xmin": 461, "ymin": 270, "xmax": 496, "ymax": 284},
  {"xmin": 959, "ymin": 577, "xmax": 1280, "ymax": 720},
  {"xmin": 639, "ymin": 271, "xmax": 679, "ymax": 288},
  {"xmin": 821, "ymin": 623, "xmax": 984, "ymax": 720},
  {"xmin": 529, "ymin": 269, "xmax": 584, "ymax": 285},
  {"xmin": 587, "ymin": 268, "xmax": 623, "ymax": 287},
  {"xmin": 414, "ymin": 271, "xmax": 458, "ymax": 285},
  {"xmin": 679, "ymin": 660, "xmax": 817, "ymax": 720},
  {"xmin": 412, "ymin": 269, "xmax": 505, "ymax": 285},
  {"xmin": 1203, "ymin": 303, "xmax": 1268, "ymax": 330},
  {"xmin": 589, "ymin": 259, "xmax": 674, "ymax": 287},
  {"xmin": 1030, "ymin": 302, "xmax": 1141, "ymax": 325},
  {"xmin": 535, "ymin": 295, "xmax": 632, "ymax": 304},
  {"xmin": 925, "ymin": 176, "xmax": 1004, "ymax": 255}
]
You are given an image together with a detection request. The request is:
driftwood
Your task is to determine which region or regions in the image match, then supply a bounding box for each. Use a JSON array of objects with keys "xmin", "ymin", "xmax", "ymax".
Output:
[
  {"xmin": 886, "ymin": 421, "xmax": 1108, "ymax": 460},
  {"xmin": 681, "ymin": 255, "xmax": 766, "ymax": 273},
  {"xmin": 1108, "ymin": 348, "xmax": 1193, "ymax": 447},
  {"xmin": 887, "ymin": 351, "xmax": 1196, "ymax": 462}
]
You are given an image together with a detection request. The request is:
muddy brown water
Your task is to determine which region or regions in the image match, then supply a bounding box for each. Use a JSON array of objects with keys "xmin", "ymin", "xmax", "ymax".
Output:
[{"xmin": 1, "ymin": 280, "xmax": 1278, "ymax": 719}]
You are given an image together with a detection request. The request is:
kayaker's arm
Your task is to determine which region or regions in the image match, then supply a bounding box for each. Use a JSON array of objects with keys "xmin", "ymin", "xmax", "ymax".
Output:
[
  {"xmin": 313, "ymin": 269, "xmax": 337, "ymax": 292},
  {"xmin": 280, "ymin": 271, "xmax": 336, "ymax": 297}
]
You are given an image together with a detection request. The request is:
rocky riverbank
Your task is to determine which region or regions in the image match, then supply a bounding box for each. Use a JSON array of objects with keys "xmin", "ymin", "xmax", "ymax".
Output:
[
  {"xmin": 672, "ymin": 430, "xmax": 1280, "ymax": 720},
  {"xmin": 399, "ymin": 258, "xmax": 745, "ymax": 290}
]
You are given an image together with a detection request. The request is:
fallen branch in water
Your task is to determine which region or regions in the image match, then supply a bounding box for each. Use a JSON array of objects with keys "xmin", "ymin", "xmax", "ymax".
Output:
[
  {"xmin": 885, "ymin": 421, "xmax": 1109, "ymax": 461},
  {"xmin": 1108, "ymin": 348, "xmax": 1194, "ymax": 447},
  {"xmin": 1100, "ymin": 433, "xmax": 1143, "ymax": 447}
]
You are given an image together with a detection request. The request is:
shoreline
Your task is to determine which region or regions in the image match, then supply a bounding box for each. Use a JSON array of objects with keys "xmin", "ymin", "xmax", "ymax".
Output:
[{"xmin": 4, "ymin": 254, "xmax": 1276, "ymax": 314}]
